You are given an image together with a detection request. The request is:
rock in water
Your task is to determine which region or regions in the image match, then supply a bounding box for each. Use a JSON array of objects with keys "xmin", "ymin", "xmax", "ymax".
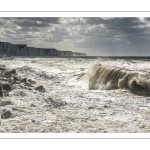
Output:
[
  {"xmin": 10, "ymin": 76, "xmax": 18, "ymax": 85},
  {"xmin": 9, "ymin": 69, "xmax": 16, "ymax": 74},
  {"xmin": 0, "ymin": 84, "xmax": 3, "ymax": 97},
  {"xmin": 1, "ymin": 111, "xmax": 12, "ymax": 119},
  {"xmin": 2, "ymin": 84, "xmax": 11, "ymax": 91},
  {"xmin": 35, "ymin": 85, "xmax": 46, "ymax": 93},
  {"xmin": 4, "ymin": 69, "xmax": 16, "ymax": 77}
]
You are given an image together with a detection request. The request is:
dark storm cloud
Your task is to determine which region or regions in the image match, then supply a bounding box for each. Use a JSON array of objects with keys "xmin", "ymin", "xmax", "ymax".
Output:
[
  {"xmin": 0, "ymin": 17, "xmax": 60, "ymax": 29},
  {"xmin": 4, "ymin": 29, "xmax": 16, "ymax": 34},
  {"xmin": 144, "ymin": 17, "xmax": 150, "ymax": 21},
  {"xmin": 0, "ymin": 21, "xmax": 5, "ymax": 25},
  {"xmin": 7, "ymin": 17, "xmax": 61, "ymax": 30},
  {"xmin": 0, "ymin": 19, "xmax": 8, "ymax": 26},
  {"xmin": 3, "ymin": 26, "xmax": 41, "ymax": 38},
  {"xmin": 1, "ymin": 17, "xmax": 60, "ymax": 24},
  {"xmin": 85, "ymin": 17, "xmax": 147, "ymax": 34},
  {"xmin": 13, "ymin": 20, "xmax": 50, "ymax": 28},
  {"xmin": 22, "ymin": 17, "xmax": 60, "ymax": 24},
  {"xmin": 86, "ymin": 17, "xmax": 145, "ymax": 27},
  {"xmin": 17, "ymin": 26, "xmax": 41, "ymax": 32}
]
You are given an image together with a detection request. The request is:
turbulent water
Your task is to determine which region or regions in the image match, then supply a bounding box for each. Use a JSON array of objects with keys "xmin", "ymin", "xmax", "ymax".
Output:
[{"xmin": 1, "ymin": 56, "xmax": 150, "ymax": 133}]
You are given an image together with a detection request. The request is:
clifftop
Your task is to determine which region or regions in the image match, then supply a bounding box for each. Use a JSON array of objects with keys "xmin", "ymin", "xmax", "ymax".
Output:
[{"xmin": 0, "ymin": 42, "xmax": 87, "ymax": 57}]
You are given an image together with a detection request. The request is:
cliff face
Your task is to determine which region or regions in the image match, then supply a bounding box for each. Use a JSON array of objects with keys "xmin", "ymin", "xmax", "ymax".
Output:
[
  {"xmin": 0, "ymin": 42, "xmax": 26, "ymax": 56},
  {"xmin": 0, "ymin": 42, "xmax": 87, "ymax": 57},
  {"xmin": 72, "ymin": 52, "xmax": 87, "ymax": 56}
]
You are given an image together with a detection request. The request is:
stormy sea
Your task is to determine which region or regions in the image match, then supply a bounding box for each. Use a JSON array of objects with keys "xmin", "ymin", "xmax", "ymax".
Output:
[{"xmin": 0, "ymin": 56, "xmax": 150, "ymax": 133}]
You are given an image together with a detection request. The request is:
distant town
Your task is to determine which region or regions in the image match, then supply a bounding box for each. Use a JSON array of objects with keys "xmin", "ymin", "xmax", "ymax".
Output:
[{"xmin": 0, "ymin": 42, "xmax": 87, "ymax": 57}]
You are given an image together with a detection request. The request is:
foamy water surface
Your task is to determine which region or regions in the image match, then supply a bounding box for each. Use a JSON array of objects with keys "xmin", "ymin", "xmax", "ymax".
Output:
[{"xmin": 0, "ymin": 57, "xmax": 150, "ymax": 133}]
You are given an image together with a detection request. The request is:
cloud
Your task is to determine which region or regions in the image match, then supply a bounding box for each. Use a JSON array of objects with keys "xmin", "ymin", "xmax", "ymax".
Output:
[
  {"xmin": 0, "ymin": 21, "xmax": 5, "ymax": 25},
  {"xmin": 21, "ymin": 17, "xmax": 60, "ymax": 24},
  {"xmin": 1, "ymin": 17, "xmax": 60, "ymax": 24},
  {"xmin": 0, "ymin": 17, "xmax": 150, "ymax": 56},
  {"xmin": 13, "ymin": 20, "xmax": 50, "ymax": 28},
  {"xmin": 85, "ymin": 17, "xmax": 145, "ymax": 27},
  {"xmin": 85, "ymin": 17, "xmax": 147, "ymax": 35},
  {"xmin": 76, "ymin": 17, "xmax": 150, "ymax": 55}
]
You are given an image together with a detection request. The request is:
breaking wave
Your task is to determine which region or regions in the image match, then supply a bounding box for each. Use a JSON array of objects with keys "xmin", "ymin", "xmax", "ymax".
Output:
[{"xmin": 88, "ymin": 60, "xmax": 150, "ymax": 91}]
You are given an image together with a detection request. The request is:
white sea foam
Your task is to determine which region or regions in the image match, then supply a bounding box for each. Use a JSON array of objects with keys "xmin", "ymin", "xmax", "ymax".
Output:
[{"xmin": 0, "ymin": 57, "xmax": 150, "ymax": 133}]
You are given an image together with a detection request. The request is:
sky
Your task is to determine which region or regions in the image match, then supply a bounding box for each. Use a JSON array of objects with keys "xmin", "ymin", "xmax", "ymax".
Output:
[{"xmin": 0, "ymin": 17, "xmax": 150, "ymax": 56}]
